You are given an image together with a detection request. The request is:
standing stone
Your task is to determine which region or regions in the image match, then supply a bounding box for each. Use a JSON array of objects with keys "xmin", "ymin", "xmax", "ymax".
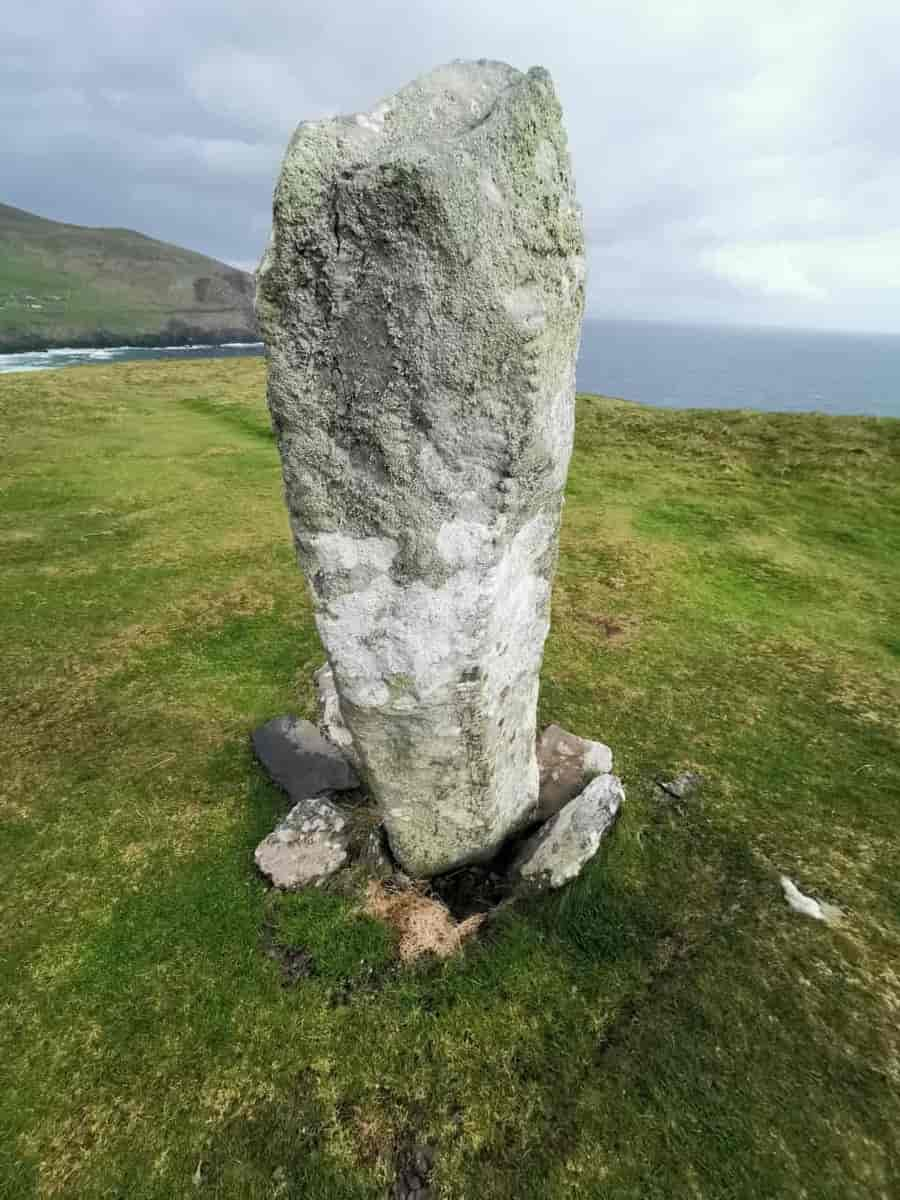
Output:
[{"xmin": 257, "ymin": 60, "xmax": 585, "ymax": 876}]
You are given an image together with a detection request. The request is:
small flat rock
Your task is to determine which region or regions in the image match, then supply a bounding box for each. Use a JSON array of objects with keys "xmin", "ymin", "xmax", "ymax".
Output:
[
  {"xmin": 255, "ymin": 795, "xmax": 350, "ymax": 889},
  {"xmin": 252, "ymin": 714, "xmax": 359, "ymax": 801},
  {"xmin": 515, "ymin": 773, "xmax": 624, "ymax": 890},
  {"xmin": 656, "ymin": 771, "xmax": 703, "ymax": 800},
  {"xmin": 780, "ymin": 875, "xmax": 842, "ymax": 925},
  {"xmin": 535, "ymin": 723, "xmax": 613, "ymax": 822},
  {"xmin": 781, "ymin": 875, "xmax": 824, "ymax": 920}
]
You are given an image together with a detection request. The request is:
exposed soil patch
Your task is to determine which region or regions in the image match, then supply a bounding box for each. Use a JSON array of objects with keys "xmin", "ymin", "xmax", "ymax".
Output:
[
  {"xmin": 390, "ymin": 1141, "xmax": 436, "ymax": 1200},
  {"xmin": 259, "ymin": 912, "xmax": 315, "ymax": 986},
  {"xmin": 585, "ymin": 612, "xmax": 641, "ymax": 644}
]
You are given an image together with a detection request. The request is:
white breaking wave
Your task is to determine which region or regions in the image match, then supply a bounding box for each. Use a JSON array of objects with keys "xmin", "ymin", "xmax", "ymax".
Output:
[
  {"xmin": 45, "ymin": 346, "xmax": 134, "ymax": 356},
  {"xmin": 0, "ymin": 342, "xmax": 264, "ymax": 374},
  {"xmin": 0, "ymin": 358, "xmax": 46, "ymax": 372}
]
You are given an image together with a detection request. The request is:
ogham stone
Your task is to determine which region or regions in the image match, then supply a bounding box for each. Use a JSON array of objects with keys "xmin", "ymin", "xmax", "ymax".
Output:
[{"xmin": 256, "ymin": 60, "xmax": 585, "ymax": 876}]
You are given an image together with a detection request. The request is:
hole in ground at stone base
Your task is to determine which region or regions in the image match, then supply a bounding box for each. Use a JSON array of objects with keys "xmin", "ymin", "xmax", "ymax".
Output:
[
  {"xmin": 424, "ymin": 822, "xmax": 539, "ymax": 922},
  {"xmin": 425, "ymin": 863, "xmax": 513, "ymax": 922}
]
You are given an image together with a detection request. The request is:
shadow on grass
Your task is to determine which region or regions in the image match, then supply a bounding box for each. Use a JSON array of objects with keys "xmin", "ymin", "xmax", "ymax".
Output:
[
  {"xmin": 13, "ymin": 716, "xmax": 896, "ymax": 1199},
  {"xmin": 179, "ymin": 393, "xmax": 275, "ymax": 444}
]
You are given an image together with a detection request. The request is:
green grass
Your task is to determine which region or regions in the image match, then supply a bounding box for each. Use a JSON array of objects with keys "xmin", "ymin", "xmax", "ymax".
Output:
[
  {"xmin": 0, "ymin": 203, "xmax": 256, "ymax": 351},
  {"xmin": 1, "ymin": 359, "xmax": 898, "ymax": 1199}
]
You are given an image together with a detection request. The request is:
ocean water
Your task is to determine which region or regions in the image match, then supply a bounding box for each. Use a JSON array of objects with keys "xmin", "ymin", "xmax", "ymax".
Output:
[
  {"xmin": 577, "ymin": 319, "xmax": 900, "ymax": 418},
  {"xmin": 1, "ymin": 321, "xmax": 898, "ymax": 418}
]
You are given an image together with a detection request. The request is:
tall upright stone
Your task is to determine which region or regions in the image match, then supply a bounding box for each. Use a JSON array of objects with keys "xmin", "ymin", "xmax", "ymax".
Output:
[{"xmin": 256, "ymin": 60, "xmax": 585, "ymax": 876}]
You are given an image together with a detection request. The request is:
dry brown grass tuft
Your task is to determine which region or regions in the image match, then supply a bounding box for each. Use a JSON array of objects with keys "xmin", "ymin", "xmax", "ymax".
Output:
[{"xmin": 363, "ymin": 881, "xmax": 485, "ymax": 961}]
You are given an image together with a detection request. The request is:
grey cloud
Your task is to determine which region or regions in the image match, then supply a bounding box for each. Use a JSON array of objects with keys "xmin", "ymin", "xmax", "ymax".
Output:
[{"xmin": 3, "ymin": 0, "xmax": 899, "ymax": 331}]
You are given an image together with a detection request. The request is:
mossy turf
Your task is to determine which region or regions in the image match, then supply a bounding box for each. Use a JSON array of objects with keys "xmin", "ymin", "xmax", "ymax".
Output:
[{"xmin": 1, "ymin": 359, "xmax": 898, "ymax": 1199}]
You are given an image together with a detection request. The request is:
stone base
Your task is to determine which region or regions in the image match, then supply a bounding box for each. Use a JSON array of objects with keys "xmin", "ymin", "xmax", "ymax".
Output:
[{"xmin": 252, "ymin": 711, "xmax": 622, "ymax": 901}]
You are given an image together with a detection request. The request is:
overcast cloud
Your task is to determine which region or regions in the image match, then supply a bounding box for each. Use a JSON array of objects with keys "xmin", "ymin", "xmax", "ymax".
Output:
[{"xmin": 4, "ymin": 0, "xmax": 898, "ymax": 332}]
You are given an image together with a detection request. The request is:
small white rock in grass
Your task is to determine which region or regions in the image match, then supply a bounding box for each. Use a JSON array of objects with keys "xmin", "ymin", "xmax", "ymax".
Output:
[{"xmin": 780, "ymin": 876, "xmax": 842, "ymax": 925}]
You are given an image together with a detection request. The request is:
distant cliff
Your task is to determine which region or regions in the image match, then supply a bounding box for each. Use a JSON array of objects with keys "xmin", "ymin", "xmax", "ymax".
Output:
[{"xmin": 0, "ymin": 203, "xmax": 258, "ymax": 352}]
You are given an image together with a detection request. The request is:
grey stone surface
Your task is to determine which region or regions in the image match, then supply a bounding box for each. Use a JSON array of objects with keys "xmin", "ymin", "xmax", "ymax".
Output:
[
  {"xmin": 656, "ymin": 772, "xmax": 703, "ymax": 800},
  {"xmin": 514, "ymin": 773, "xmax": 623, "ymax": 890},
  {"xmin": 535, "ymin": 723, "xmax": 613, "ymax": 821},
  {"xmin": 252, "ymin": 715, "xmax": 359, "ymax": 800},
  {"xmin": 255, "ymin": 794, "xmax": 350, "ymax": 888},
  {"xmin": 257, "ymin": 60, "xmax": 585, "ymax": 876},
  {"xmin": 314, "ymin": 662, "xmax": 361, "ymax": 770}
]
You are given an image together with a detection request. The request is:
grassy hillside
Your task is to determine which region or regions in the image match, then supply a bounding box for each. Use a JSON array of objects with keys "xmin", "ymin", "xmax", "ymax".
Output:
[
  {"xmin": 0, "ymin": 203, "xmax": 257, "ymax": 352},
  {"xmin": 1, "ymin": 359, "xmax": 898, "ymax": 1199}
]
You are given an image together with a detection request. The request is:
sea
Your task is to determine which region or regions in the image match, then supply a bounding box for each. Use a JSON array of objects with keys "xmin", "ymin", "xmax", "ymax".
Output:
[{"xmin": 1, "ymin": 320, "xmax": 898, "ymax": 418}]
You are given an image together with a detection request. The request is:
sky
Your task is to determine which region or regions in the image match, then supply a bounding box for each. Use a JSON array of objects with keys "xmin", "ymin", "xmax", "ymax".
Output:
[{"xmin": 4, "ymin": 0, "xmax": 899, "ymax": 334}]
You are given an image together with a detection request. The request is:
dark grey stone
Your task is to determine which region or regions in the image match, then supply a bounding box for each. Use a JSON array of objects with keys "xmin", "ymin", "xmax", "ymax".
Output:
[{"xmin": 252, "ymin": 716, "xmax": 359, "ymax": 800}]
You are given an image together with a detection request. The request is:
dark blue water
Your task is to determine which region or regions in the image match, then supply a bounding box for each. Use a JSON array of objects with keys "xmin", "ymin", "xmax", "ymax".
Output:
[
  {"xmin": 3, "ymin": 321, "xmax": 899, "ymax": 418},
  {"xmin": 577, "ymin": 319, "xmax": 900, "ymax": 417}
]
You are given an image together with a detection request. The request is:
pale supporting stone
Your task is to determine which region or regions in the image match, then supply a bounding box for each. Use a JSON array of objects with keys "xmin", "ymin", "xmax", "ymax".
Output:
[
  {"xmin": 257, "ymin": 60, "xmax": 585, "ymax": 875},
  {"xmin": 255, "ymin": 795, "xmax": 350, "ymax": 889},
  {"xmin": 514, "ymin": 773, "xmax": 624, "ymax": 890}
]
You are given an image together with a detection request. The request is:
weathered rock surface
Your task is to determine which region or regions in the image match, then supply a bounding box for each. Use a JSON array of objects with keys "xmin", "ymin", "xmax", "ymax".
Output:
[
  {"xmin": 656, "ymin": 771, "xmax": 703, "ymax": 801},
  {"xmin": 535, "ymin": 723, "xmax": 613, "ymax": 822},
  {"xmin": 514, "ymin": 773, "xmax": 623, "ymax": 890},
  {"xmin": 255, "ymin": 795, "xmax": 350, "ymax": 888},
  {"xmin": 252, "ymin": 715, "xmax": 359, "ymax": 800},
  {"xmin": 314, "ymin": 663, "xmax": 361, "ymax": 770},
  {"xmin": 257, "ymin": 60, "xmax": 585, "ymax": 876}
]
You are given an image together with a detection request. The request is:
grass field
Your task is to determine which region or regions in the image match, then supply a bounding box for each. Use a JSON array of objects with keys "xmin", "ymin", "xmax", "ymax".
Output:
[{"xmin": 1, "ymin": 358, "xmax": 898, "ymax": 1199}]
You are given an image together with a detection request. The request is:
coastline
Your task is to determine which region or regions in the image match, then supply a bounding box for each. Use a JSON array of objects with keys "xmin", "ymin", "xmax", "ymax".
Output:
[{"xmin": 0, "ymin": 326, "xmax": 259, "ymax": 355}]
